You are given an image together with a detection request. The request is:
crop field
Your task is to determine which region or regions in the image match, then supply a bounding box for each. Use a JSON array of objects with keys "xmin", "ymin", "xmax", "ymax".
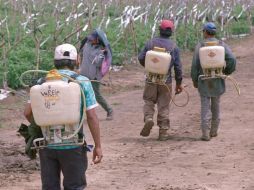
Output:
[{"xmin": 0, "ymin": 0, "xmax": 253, "ymax": 88}]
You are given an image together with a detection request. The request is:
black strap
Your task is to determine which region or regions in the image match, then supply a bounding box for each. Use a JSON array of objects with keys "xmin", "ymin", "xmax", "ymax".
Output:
[{"xmin": 68, "ymin": 73, "xmax": 79, "ymax": 83}]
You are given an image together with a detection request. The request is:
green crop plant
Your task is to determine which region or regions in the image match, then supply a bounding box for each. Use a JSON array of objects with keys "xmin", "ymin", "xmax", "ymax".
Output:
[{"xmin": 0, "ymin": 0, "xmax": 253, "ymax": 89}]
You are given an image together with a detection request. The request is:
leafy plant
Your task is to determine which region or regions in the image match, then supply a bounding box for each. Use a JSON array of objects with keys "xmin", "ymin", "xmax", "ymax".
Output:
[
  {"xmin": 0, "ymin": 0, "xmax": 253, "ymax": 89},
  {"xmin": 230, "ymin": 21, "xmax": 251, "ymax": 35}
]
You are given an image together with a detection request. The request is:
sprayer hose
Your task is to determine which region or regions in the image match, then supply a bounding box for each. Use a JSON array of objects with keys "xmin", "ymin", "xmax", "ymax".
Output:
[
  {"xmin": 198, "ymin": 74, "xmax": 241, "ymax": 96},
  {"xmin": 20, "ymin": 70, "xmax": 101, "ymax": 141},
  {"xmin": 145, "ymin": 81, "xmax": 189, "ymax": 107},
  {"xmin": 223, "ymin": 75, "xmax": 241, "ymax": 96}
]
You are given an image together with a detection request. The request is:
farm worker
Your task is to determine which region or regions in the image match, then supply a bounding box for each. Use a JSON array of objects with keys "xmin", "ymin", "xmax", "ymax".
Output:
[
  {"xmin": 138, "ymin": 19, "xmax": 183, "ymax": 141},
  {"xmin": 79, "ymin": 28, "xmax": 114, "ymax": 120},
  {"xmin": 191, "ymin": 22, "xmax": 236, "ymax": 141},
  {"xmin": 24, "ymin": 43, "xmax": 103, "ymax": 190}
]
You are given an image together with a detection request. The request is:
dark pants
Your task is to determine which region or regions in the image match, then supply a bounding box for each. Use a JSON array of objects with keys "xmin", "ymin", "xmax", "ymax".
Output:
[
  {"xmin": 91, "ymin": 82, "xmax": 112, "ymax": 113},
  {"xmin": 200, "ymin": 95, "xmax": 220, "ymax": 131},
  {"xmin": 39, "ymin": 147, "xmax": 88, "ymax": 190}
]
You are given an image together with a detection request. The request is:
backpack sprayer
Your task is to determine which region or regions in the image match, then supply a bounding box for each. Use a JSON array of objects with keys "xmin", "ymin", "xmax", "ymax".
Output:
[
  {"xmin": 199, "ymin": 41, "xmax": 240, "ymax": 95},
  {"xmin": 145, "ymin": 47, "xmax": 189, "ymax": 107},
  {"xmin": 20, "ymin": 69, "xmax": 98, "ymax": 149}
]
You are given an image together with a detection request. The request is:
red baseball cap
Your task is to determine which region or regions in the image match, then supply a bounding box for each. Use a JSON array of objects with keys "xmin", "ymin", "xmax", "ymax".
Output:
[{"xmin": 160, "ymin": 20, "xmax": 174, "ymax": 30}]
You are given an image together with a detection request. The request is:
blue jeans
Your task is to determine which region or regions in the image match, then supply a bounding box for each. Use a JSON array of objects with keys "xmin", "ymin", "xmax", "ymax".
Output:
[
  {"xmin": 200, "ymin": 95, "xmax": 220, "ymax": 131},
  {"xmin": 39, "ymin": 146, "xmax": 88, "ymax": 190}
]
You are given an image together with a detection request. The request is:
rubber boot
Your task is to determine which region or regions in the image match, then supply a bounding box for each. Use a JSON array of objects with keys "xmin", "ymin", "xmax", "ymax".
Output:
[
  {"xmin": 201, "ymin": 128, "xmax": 210, "ymax": 141},
  {"xmin": 158, "ymin": 129, "xmax": 170, "ymax": 141},
  {"xmin": 140, "ymin": 118, "xmax": 154, "ymax": 137},
  {"xmin": 210, "ymin": 126, "xmax": 218, "ymax": 137}
]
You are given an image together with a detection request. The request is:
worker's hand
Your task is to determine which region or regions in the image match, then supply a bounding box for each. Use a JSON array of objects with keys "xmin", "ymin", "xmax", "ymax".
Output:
[
  {"xmin": 175, "ymin": 84, "xmax": 183, "ymax": 95},
  {"xmin": 93, "ymin": 146, "xmax": 103, "ymax": 164}
]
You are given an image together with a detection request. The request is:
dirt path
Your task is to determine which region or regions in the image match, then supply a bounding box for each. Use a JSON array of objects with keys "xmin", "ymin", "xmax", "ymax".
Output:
[{"xmin": 0, "ymin": 35, "xmax": 254, "ymax": 190}]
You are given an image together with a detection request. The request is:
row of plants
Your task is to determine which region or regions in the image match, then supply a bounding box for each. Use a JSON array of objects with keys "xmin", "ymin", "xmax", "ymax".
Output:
[{"xmin": 0, "ymin": 0, "xmax": 253, "ymax": 88}]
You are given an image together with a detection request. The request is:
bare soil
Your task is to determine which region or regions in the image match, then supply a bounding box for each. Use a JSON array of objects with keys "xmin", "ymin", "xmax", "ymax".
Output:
[{"xmin": 0, "ymin": 35, "xmax": 254, "ymax": 190}]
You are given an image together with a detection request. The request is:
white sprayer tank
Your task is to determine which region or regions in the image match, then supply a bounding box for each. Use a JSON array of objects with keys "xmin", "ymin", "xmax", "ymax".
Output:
[
  {"xmin": 30, "ymin": 80, "xmax": 81, "ymax": 126},
  {"xmin": 199, "ymin": 46, "xmax": 225, "ymax": 69},
  {"xmin": 145, "ymin": 47, "xmax": 171, "ymax": 75}
]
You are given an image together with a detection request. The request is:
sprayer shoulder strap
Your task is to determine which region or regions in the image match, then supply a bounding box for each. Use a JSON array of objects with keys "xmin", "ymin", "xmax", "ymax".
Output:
[
  {"xmin": 68, "ymin": 73, "xmax": 79, "ymax": 83},
  {"xmin": 200, "ymin": 41, "xmax": 205, "ymax": 47},
  {"xmin": 165, "ymin": 42, "xmax": 176, "ymax": 55},
  {"xmin": 170, "ymin": 42, "xmax": 176, "ymax": 51}
]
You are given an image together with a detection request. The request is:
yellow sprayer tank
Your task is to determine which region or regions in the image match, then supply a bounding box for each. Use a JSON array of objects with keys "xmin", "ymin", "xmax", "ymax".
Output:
[
  {"xmin": 30, "ymin": 80, "xmax": 81, "ymax": 126},
  {"xmin": 145, "ymin": 47, "xmax": 171, "ymax": 75},
  {"xmin": 199, "ymin": 45, "xmax": 225, "ymax": 69}
]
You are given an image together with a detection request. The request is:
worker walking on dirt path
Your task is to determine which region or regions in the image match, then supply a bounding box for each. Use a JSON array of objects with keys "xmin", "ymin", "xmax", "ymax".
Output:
[
  {"xmin": 191, "ymin": 22, "xmax": 236, "ymax": 141},
  {"xmin": 138, "ymin": 19, "xmax": 183, "ymax": 141},
  {"xmin": 79, "ymin": 29, "xmax": 114, "ymax": 121},
  {"xmin": 24, "ymin": 43, "xmax": 103, "ymax": 190}
]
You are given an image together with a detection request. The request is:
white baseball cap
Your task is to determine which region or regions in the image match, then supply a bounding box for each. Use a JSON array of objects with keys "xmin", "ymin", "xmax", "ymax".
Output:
[{"xmin": 54, "ymin": 43, "xmax": 77, "ymax": 60}]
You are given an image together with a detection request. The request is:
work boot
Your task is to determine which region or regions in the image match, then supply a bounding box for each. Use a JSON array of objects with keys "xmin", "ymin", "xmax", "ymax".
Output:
[
  {"xmin": 210, "ymin": 126, "xmax": 218, "ymax": 137},
  {"xmin": 106, "ymin": 110, "xmax": 113, "ymax": 121},
  {"xmin": 201, "ymin": 128, "xmax": 210, "ymax": 141},
  {"xmin": 140, "ymin": 119, "xmax": 154, "ymax": 137},
  {"xmin": 158, "ymin": 129, "xmax": 170, "ymax": 141}
]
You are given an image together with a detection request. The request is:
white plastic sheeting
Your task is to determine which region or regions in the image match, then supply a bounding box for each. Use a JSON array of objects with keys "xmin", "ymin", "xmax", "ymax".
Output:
[{"xmin": 0, "ymin": 89, "xmax": 10, "ymax": 101}]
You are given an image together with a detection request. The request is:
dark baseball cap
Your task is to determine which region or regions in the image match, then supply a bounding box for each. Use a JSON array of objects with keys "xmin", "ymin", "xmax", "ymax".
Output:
[
  {"xmin": 203, "ymin": 22, "xmax": 216, "ymax": 33},
  {"xmin": 88, "ymin": 31, "xmax": 98, "ymax": 41}
]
